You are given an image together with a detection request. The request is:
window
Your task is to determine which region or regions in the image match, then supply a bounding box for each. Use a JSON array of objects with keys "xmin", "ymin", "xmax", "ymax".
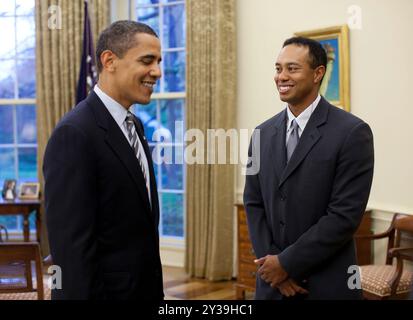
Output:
[
  {"xmin": 0, "ymin": 0, "xmax": 37, "ymax": 231},
  {"xmin": 134, "ymin": 0, "xmax": 186, "ymax": 238}
]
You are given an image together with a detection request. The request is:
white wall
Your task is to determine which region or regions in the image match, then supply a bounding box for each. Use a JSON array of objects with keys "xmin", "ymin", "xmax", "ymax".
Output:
[{"xmin": 236, "ymin": 0, "xmax": 413, "ymax": 215}]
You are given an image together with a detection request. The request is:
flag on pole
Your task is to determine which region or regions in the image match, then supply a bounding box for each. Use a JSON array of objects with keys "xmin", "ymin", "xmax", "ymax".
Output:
[{"xmin": 76, "ymin": 0, "xmax": 97, "ymax": 104}]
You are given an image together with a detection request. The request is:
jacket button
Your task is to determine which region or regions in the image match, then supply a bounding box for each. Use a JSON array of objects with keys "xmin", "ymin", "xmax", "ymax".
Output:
[{"xmin": 280, "ymin": 196, "xmax": 286, "ymax": 201}]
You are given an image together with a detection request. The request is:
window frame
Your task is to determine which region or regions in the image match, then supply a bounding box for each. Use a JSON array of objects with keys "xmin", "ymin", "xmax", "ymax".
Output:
[
  {"xmin": 133, "ymin": 0, "xmax": 187, "ymax": 242},
  {"xmin": 0, "ymin": 0, "xmax": 37, "ymax": 232}
]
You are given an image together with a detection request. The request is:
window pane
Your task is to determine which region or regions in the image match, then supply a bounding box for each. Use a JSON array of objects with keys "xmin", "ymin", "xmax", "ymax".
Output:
[
  {"xmin": 0, "ymin": 148, "xmax": 16, "ymax": 180},
  {"xmin": 162, "ymin": 4, "xmax": 185, "ymax": 49},
  {"xmin": 18, "ymin": 211, "xmax": 36, "ymax": 232},
  {"xmin": 0, "ymin": 59, "xmax": 16, "ymax": 98},
  {"xmin": 0, "ymin": 106, "xmax": 14, "ymax": 144},
  {"xmin": 134, "ymin": 100, "xmax": 158, "ymax": 142},
  {"xmin": 29, "ymin": 209, "xmax": 36, "ymax": 230},
  {"xmin": 17, "ymin": 105, "xmax": 36, "ymax": 143},
  {"xmin": 135, "ymin": 0, "xmax": 186, "ymax": 240},
  {"xmin": 163, "ymin": 50, "xmax": 185, "ymax": 92},
  {"xmin": 161, "ymin": 192, "xmax": 183, "ymax": 237},
  {"xmin": 0, "ymin": 17, "xmax": 15, "ymax": 59},
  {"xmin": 17, "ymin": 59, "xmax": 35, "ymax": 98},
  {"xmin": 16, "ymin": 0, "xmax": 35, "ymax": 16},
  {"xmin": 0, "ymin": 1, "xmax": 15, "ymax": 16},
  {"xmin": 160, "ymin": 99, "xmax": 184, "ymax": 143},
  {"xmin": 0, "ymin": 216, "xmax": 18, "ymax": 231},
  {"xmin": 161, "ymin": 148, "xmax": 183, "ymax": 190},
  {"xmin": 137, "ymin": 7, "xmax": 159, "ymax": 36},
  {"xmin": 17, "ymin": 15, "xmax": 35, "ymax": 58},
  {"xmin": 137, "ymin": 0, "xmax": 159, "ymax": 6},
  {"xmin": 18, "ymin": 147, "xmax": 37, "ymax": 181}
]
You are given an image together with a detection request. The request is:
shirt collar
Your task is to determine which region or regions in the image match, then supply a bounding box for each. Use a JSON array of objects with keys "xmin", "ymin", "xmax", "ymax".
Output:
[
  {"xmin": 94, "ymin": 84, "xmax": 129, "ymax": 127},
  {"xmin": 286, "ymin": 94, "xmax": 321, "ymax": 131}
]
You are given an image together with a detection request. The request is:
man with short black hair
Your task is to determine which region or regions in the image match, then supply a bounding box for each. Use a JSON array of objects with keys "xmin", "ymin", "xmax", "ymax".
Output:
[
  {"xmin": 44, "ymin": 20, "xmax": 163, "ymax": 300},
  {"xmin": 244, "ymin": 37, "xmax": 374, "ymax": 299}
]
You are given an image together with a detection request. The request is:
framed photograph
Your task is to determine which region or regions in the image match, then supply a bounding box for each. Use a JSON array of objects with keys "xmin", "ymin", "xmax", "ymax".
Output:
[
  {"xmin": 2, "ymin": 179, "xmax": 17, "ymax": 200},
  {"xmin": 18, "ymin": 182, "xmax": 40, "ymax": 200},
  {"xmin": 295, "ymin": 25, "xmax": 350, "ymax": 112}
]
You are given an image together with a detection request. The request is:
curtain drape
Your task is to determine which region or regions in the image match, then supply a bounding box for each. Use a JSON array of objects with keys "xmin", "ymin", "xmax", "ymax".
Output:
[
  {"xmin": 185, "ymin": 0, "xmax": 237, "ymax": 280},
  {"xmin": 35, "ymin": 0, "xmax": 109, "ymax": 254}
]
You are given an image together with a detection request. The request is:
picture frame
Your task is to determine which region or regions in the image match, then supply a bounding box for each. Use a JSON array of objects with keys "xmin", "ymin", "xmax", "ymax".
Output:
[
  {"xmin": 2, "ymin": 179, "xmax": 17, "ymax": 200},
  {"xmin": 18, "ymin": 182, "xmax": 40, "ymax": 200},
  {"xmin": 295, "ymin": 25, "xmax": 350, "ymax": 112}
]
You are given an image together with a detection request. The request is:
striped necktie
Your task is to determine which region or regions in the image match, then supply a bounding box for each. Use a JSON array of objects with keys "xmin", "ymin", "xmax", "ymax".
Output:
[{"xmin": 124, "ymin": 112, "xmax": 149, "ymax": 194}]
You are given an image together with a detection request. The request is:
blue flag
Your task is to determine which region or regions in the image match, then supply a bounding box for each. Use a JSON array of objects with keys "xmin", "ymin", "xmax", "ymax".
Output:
[{"xmin": 76, "ymin": 0, "xmax": 97, "ymax": 104}]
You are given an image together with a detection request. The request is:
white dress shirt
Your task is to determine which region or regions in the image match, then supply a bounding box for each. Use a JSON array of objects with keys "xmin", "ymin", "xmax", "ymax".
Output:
[
  {"xmin": 286, "ymin": 94, "xmax": 321, "ymax": 144},
  {"xmin": 94, "ymin": 85, "xmax": 151, "ymax": 202}
]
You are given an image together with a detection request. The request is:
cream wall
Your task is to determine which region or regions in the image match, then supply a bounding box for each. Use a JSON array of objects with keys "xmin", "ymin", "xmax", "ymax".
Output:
[
  {"xmin": 111, "ymin": 0, "xmax": 131, "ymax": 21},
  {"xmin": 236, "ymin": 0, "xmax": 413, "ymax": 220},
  {"xmin": 111, "ymin": 0, "xmax": 413, "ymax": 267}
]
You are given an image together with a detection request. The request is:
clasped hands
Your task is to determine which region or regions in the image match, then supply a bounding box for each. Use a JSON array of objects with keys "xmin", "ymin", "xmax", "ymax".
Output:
[{"xmin": 254, "ymin": 255, "xmax": 308, "ymax": 297}]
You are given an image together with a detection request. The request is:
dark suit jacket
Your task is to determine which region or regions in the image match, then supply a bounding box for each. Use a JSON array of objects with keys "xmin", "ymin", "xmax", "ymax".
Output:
[
  {"xmin": 244, "ymin": 97, "xmax": 374, "ymax": 299},
  {"xmin": 43, "ymin": 91, "xmax": 164, "ymax": 300}
]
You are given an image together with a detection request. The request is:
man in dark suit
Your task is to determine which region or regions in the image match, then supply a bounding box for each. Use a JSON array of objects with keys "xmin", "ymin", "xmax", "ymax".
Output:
[
  {"xmin": 43, "ymin": 21, "xmax": 163, "ymax": 300},
  {"xmin": 243, "ymin": 37, "xmax": 374, "ymax": 299}
]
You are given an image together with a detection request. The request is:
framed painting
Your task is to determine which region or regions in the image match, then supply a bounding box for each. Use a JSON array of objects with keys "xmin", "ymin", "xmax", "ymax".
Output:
[{"xmin": 295, "ymin": 25, "xmax": 350, "ymax": 112}]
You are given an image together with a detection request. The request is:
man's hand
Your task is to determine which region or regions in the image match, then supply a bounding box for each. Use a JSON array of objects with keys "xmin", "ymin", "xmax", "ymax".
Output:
[
  {"xmin": 254, "ymin": 255, "xmax": 288, "ymax": 287},
  {"xmin": 276, "ymin": 278, "xmax": 308, "ymax": 297}
]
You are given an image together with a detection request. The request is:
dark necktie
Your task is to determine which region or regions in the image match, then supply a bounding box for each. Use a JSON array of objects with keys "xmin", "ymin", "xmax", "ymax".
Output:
[{"xmin": 286, "ymin": 119, "xmax": 299, "ymax": 162}]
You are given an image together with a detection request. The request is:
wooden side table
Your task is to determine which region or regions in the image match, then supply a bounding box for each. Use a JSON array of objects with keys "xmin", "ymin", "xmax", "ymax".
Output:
[
  {"xmin": 0, "ymin": 199, "xmax": 42, "ymax": 243},
  {"xmin": 235, "ymin": 204, "xmax": 257, "ymax": 299}
]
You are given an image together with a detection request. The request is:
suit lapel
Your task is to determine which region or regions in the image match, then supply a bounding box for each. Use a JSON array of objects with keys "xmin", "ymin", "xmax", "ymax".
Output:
[
  {"xmin": 87, "ymin": 92, "xmax": 153, "ymax": 217},
  {"xmin": 105, "ymin": 123, "xmax": 153, "ymax": 215},
  {"xmin": 268, "ymin": 110, "xmax": 287, "ymax": 182},
  {"xmin": 279, "ymin": 97, "xmax": 329, "ymax": 187}
]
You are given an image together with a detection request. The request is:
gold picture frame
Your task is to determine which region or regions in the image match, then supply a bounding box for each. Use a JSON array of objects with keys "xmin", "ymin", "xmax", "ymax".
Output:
[
  {"xmin": 18, "ymin": 182, "xmax": 40, "ymax": 200},
  {"xmin": 295, "ymin": 25, "xmax": 350, "ymax": 112}
]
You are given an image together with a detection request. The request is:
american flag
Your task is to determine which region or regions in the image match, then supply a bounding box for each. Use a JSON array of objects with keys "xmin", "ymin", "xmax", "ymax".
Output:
[{"xmin": 76, "ymin": 0, "xmax": 97, "ymax": 104}]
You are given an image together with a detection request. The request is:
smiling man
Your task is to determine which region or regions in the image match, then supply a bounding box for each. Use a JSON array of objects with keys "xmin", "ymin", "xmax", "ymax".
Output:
[
  {"xmin": 44, "ymin": 21, "xmax": 163, "ymax": 300},
  {"xmin": 244, "ymin": 37, "xmax": 374, "ymax": 299}
]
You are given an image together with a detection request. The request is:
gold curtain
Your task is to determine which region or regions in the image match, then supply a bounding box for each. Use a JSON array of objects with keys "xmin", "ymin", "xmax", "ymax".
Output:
[
  {"xmin": 35, "ymin": 0, "xmax": 109, "ymax": 254},
  {"xmin": 185, "ymin": 0, "xmax": 237, "ymax": 280}
]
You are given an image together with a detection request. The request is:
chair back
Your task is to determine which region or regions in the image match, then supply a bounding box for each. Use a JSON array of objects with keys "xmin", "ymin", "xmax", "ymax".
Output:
[
  {"xmin": 386, "ymin": 214, "xmax": 413, "ymax": 264},
  {"xmin": 394, "ymin": 214, "xmax": 413, "ymax": 262},
  {"xmin": 0, "ymin": 242, "xmax": 44, "ymax": 300}
]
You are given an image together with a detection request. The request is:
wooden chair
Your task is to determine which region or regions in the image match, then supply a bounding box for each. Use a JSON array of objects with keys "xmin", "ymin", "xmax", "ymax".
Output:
[
  {"xmin": 0, "ymin": 224, "xmax": 8, "ymax": 242},
  {"xmin": 356, "ymin": 213, "xmax": 413, "ymax": 299},
  {"xmin": 0, "ymin": 242, "xmax": 44, "ymax": 300}
]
